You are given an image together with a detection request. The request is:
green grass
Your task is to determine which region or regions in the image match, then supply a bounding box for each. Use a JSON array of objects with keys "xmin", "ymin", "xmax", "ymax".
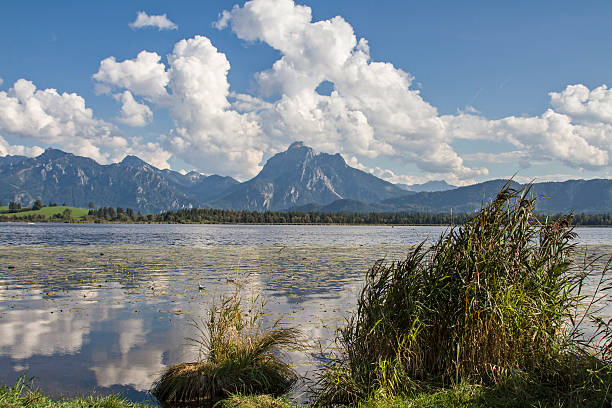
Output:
[
  {"xmin": 220, "ymin": 394, "xmax": 298, "ymax": 408},
  {"xmin": 1, "ymin": 206, "xmax": 89, "ymax": 219},
  {"xmin": 0, "ymin": 378, "xmax": 154, "ymax": 408},
  {"xmin": 314, "ymin": 183, "xmax": 612, "ymax": 407}
]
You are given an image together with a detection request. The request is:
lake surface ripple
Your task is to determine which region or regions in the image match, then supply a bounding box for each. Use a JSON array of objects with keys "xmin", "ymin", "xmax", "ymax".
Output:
[{"xmin": 0, "ymin": 223, "xmax": 610, "ymax": 403}]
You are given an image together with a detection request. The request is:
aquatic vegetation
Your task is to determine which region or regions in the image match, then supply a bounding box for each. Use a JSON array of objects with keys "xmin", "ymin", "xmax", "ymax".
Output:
[
  {"xmin": 151, "ymin": 290, "xmax": 303, "ymax": 407},
  {"xmin": 314, "ymin": 184, "xmax": 612, "ymax": 406}
]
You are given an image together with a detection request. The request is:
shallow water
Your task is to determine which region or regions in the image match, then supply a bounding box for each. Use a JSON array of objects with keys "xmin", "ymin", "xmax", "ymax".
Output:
[{"xmin": 0, "ymin": 223, "xmax": 610, "ymax": 404}]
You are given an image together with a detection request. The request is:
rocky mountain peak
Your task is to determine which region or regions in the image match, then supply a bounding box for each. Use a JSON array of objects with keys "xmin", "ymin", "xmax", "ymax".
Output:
[
  {"xmin": 120, "ymin": 155, "xmax": 149, "ymax": 168},
  {"xmin": 39, "ymin": 148, "xmax": 71, "ymax": 161},
  {"xmin": 213, "ymin": 141, "xmax": 407, "ymax": 211}
]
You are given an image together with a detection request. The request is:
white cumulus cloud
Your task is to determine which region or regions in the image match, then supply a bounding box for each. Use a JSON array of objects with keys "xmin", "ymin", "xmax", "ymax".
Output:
[
  {"xmin": 0, "ymin": 78, "xmax": 171, "ymax": 167},
  {"xmin": 114, "ymin": 91, "xmax": 152, "ymax": 127},
  {"xmin": 94, "ymin": 36, "xmax": 263, "ymax": 179},
  {"xmin": 129, "ymin": 11, "xmax": 178, "ymax": 31},
  {"xmin": 445, "ymin": 107, "xmax": 610, "ymax": 169},
  {"xmin": 217, "ymin": 0, "xmax": 486, "ymax": 179},
  {"xmin": 0, "ymin": 79, "xmax": 122, "ymax": 163},
  {"xmin": 93, "ymin": 51, "xmax": 169, "ymax": 101},
  {"xmin": 0, "ymin": 135, "xmax": 44, "ymax": 157},
  {"xmin": 90, "ymin": 0, "xmax": 612, "ymax": 181},
  {"xmin": 550, "ymin": 84, "xmax": 612, "ymax": 125}
]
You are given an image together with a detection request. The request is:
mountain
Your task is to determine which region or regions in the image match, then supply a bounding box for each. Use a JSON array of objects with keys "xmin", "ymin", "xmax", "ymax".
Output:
[
  {"xmin": 0, "ymin": 148, "xmax": 238, "ymax": 213},
  {"xmin": 397, "ymin": 180, "xmax": 457, "ymax": 192},
  {"xmin": 378, "ymin": 179, "xmax": 612, "ymax": 214},
  {"xmin": 2, "ymin": 144, "xmax": 612, "ymax": 214},
  {"xmin": 212, "ymin": 141, "xmax": 407, "ymax": 211},
  {"xmin": 289, "ymin": 199, "xmax": 381, "ymax": 213},
  {"xmin": 379, "ymin": 180, "xmax": 522, "ymax": 213}
]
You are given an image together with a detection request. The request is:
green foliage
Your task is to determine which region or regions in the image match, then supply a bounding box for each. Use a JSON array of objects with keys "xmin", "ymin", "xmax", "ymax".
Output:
[
  {"xmin": 0, "ymin": 377, "xmax": 153, "ymax": 408},
  {"xmin": 80, "ymin": 206, "xmax": 612, "ymax": 225},
  {"xmin": 0, "ymin": 206, "xmax": 89, "ymax": 221},
  {"xmin": 8, "ymin": 201, "xmax": 22, "ymax": 212},
  {"xmin": 220, "ymin": 394, "xmax": 297, "ymax": 408},
  {"xmin": 151, "ymin": 291, "xmax": 302, "ymax": 407},
  {"xmin": 314, "ymin": 184, "xmax": 612, "ymax": 406}
]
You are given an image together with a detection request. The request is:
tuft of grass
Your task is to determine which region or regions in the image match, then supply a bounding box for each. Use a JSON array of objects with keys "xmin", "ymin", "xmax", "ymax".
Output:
[
  {"xmin": 220, "ymin": 394, "xmax": 298, "ymax": 408},
  {"xmin": 0, "ymin": 377, "xmax": 153, "ymax": 408},
  {"xmin": 314, "ymin": 183, "xmax": 612, "ymax": 406},
  {"xmin": 152, "ymin": 291, "xmax": 303, "ymax": 407},
  {"xmin": 359, "ymin": 384, "xmax": 485, "ymax": 408}
]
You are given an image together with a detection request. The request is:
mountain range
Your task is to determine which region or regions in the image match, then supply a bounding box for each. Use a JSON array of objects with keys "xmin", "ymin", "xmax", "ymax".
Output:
[{"xmin": 1, "ymin": 142, "xmax": 611, "ymax": 214}]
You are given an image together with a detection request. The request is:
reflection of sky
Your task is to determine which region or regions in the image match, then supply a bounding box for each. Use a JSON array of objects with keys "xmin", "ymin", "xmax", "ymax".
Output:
[
  {"xmin": 0, "ymin": 243, "xmax": 410, "ymax": 401},
  {"xmin": 0, "ymin": 236, "xmax": 610, "ymax": 403}
]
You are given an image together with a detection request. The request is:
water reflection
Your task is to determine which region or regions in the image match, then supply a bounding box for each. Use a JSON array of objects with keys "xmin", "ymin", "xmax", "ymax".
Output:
[
  {"xmin": 0, "ymin": 224, "xmax": 610, "ymax": 403},
  {"xmin": 0, "ymin": 244, "xmax": 408, "ymax": 402}
]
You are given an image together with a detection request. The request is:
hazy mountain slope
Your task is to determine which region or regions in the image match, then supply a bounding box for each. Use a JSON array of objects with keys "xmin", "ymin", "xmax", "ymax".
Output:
[
  {"xmin": 0, "ymin": 149, "xmax": 237, "ymax": 213},
  {"xmin": 2, "ymin": 145, "xmax": 611, "ymax": 214},
  {"xmin": 397, "ymin": 180, "xmax": 457, "ymax": 192}
]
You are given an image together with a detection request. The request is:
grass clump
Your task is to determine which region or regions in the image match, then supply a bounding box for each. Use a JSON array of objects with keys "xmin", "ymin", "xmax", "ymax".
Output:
[
  {"xmin": 219, "ymin": 394, "xmax": 298, "ymax": 408},
  {"xmin": 0, "ymin": 377, "xmax": 153, "ymax": 408},
  {"xmin": 152, "ymin": 291, "xmax": 302, "ymax": 407},
  {"xmin": 314, "ymin": 184, "xmax": 612, "ymax": 406}
]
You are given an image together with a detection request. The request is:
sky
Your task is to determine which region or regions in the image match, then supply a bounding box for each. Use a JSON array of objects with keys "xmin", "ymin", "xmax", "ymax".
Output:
[{"xmin": 1, "ymin": 1, "xmax": 612, "ymax": 185}]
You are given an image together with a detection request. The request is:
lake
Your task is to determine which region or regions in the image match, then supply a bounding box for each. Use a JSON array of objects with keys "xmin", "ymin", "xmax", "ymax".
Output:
[{"xmin": 0, "ymin": 223, "xmax": 610, "ymax": 404}]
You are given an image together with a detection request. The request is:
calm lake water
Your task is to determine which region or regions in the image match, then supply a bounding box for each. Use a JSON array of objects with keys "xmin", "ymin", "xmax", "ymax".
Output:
[{"xmin": 0, "ymin": 223, "xmax": 610, "ymax": 404}]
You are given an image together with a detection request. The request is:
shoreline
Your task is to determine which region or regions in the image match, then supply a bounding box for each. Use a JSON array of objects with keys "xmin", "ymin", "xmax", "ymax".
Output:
[{"xmin": 2, "ymin": 219, "xmax": 612, "ymax": 228}]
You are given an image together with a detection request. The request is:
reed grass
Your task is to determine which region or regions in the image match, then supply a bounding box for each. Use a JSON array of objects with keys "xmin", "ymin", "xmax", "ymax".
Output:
[
  {"xmin": 314, "ymin": 184, "xmax": 612, "ymax": 406},
  {"xmin": 0, "ymin": 377, "xmax": 153, "ymax": 408},
  {"xmin": 151, "ymin": 290, "xmax": 303, "ymax": 407}
]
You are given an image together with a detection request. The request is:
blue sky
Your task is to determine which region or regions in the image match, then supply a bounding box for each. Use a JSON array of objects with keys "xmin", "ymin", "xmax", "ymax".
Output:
[{"xmin": 1, "ymin": 1, "xmax": 612, "ymax": 185}]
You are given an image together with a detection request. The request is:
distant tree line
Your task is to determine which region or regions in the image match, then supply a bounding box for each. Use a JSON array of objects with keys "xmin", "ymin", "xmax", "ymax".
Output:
[
  {"xmin": 84, "ymin": 206, "xmax": 612, "ymax": 226},
  {"xmin": 2, "ymin": 202, "xmax": 612, "ymax": 226}
]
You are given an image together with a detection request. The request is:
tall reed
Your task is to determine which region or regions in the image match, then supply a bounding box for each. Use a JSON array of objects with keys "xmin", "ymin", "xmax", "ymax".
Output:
[{"xmin": 314, "ymin": 184, "xmax": 611, "ymax": 406}]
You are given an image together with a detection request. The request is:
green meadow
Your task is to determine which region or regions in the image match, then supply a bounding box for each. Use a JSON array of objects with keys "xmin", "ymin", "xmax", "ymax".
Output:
[{"xmin": 0, "ymin": 206, "xmax": 89, "ymax": 219}]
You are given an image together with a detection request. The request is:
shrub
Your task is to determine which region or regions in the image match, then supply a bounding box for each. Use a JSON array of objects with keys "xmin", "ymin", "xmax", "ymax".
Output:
[
  {"xmin": 152, "ymin": 291, "xmax": 302, "ymax": 407},
  {"xmin": 314, "ymin": 184, "xmax": 612, "ymax": 406}
]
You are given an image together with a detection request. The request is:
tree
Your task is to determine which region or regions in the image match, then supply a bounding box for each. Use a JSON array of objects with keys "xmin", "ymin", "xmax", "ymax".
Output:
[
  {"xmin": 62, "ymin": 208, "xmax": 72, "ymax": 219},
  {"xmin": 8, "ymin": 201, "xmax": 21, "ymax": 213},
  {"xmin": 32, "ymin": 199, "xmax": 43, "ymax": 211}
]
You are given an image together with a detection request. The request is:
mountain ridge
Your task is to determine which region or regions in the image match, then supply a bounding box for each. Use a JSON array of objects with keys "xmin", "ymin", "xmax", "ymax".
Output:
[{"xmin": 1, "ymin": 145, "xmax": 612, "ymax": 214}]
